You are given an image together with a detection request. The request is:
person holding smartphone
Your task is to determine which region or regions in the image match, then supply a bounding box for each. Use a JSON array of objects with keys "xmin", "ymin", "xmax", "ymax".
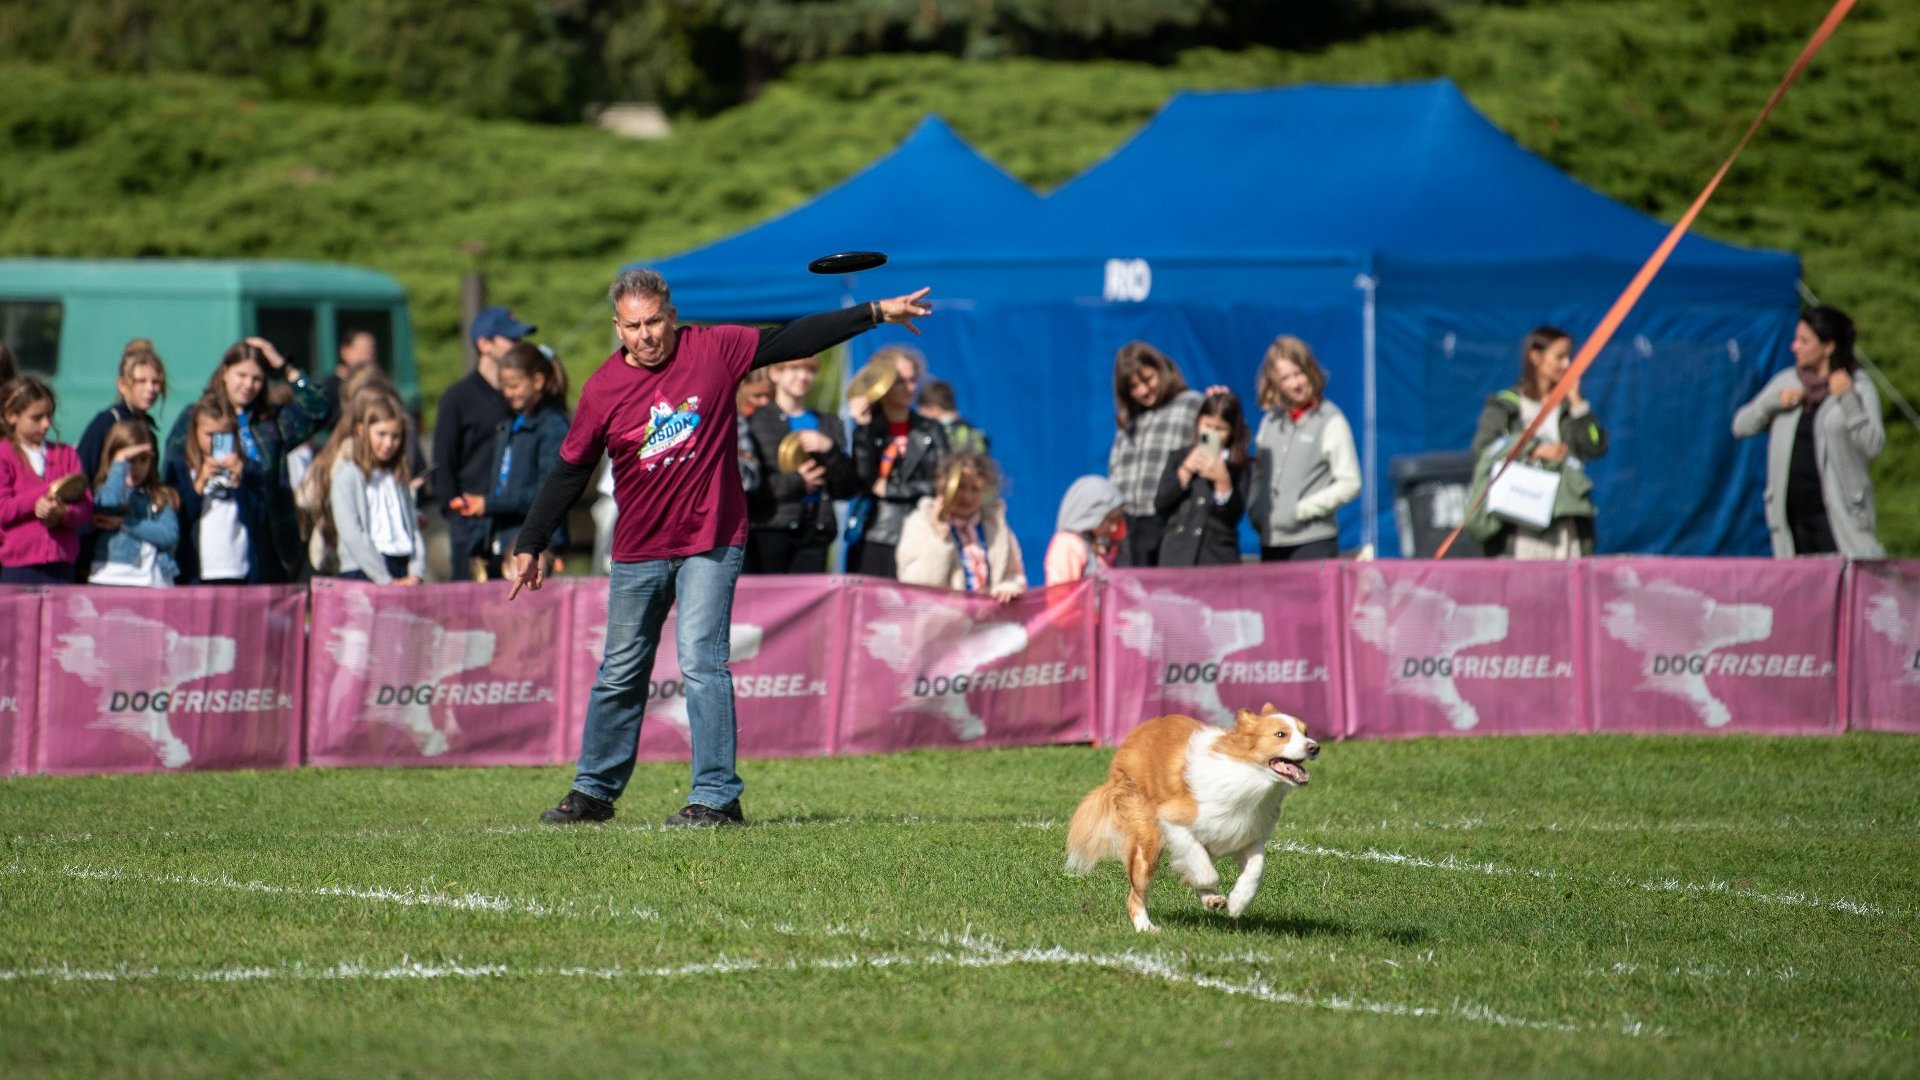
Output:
[
  {"xmin": 166, "ymin": 393, "xmax": 264, "ymax": 585},
  {"xmin": 1153, "ymin": 388, "xmax": 1251, "ymax": 567},
  {"xmin": 164, "ymin": 336, "xmax": 330, "ymax": 582}
]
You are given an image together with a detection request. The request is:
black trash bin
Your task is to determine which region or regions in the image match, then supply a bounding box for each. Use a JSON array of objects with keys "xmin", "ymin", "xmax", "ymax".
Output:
[{"xmin": 1390, "ymin": 451, "xmax": 1483, "ymax": 559}]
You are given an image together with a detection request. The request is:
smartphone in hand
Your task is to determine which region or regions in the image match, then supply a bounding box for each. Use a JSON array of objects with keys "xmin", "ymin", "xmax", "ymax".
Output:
[
  {"xmin": 1200, "ymin": 430, "xmax": 1223, "ymax": 457},
  {"xmin": 211, "ymin": 432, "xmax": 236, "ymax": 458}
]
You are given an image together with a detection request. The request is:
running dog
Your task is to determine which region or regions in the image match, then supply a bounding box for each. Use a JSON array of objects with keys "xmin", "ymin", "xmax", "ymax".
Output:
[{"xmin": 1066, "ymin": 704, "xmax": 1318, "ymax": 932}]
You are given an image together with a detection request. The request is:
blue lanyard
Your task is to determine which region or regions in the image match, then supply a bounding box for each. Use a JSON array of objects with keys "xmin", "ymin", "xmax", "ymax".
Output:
[
  {"xmin": 949, "ymin": 521, "xmax": 988, "ymax": 593},
  {"xmin": 495, "ymin": 414, "xmax": 526, "ymax": 495},
  {"xmin": 236, "ymin": 418, "xmax": 262, "ymax": 464}
]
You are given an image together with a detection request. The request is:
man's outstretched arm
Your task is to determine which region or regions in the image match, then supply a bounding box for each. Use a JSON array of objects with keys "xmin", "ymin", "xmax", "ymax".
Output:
[{"xmin": 750, "ymin": 288, "xmax": 934, "ymax": 369}]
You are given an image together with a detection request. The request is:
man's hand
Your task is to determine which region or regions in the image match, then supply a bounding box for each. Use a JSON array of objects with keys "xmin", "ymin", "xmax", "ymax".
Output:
[
  {"xmin": 456, "ymin": 494, "xmax": 487, "ymax": 517},
  {"xmin": 506, "ymin": 551, "xmax": 546, "ymax": 601},
  {"xmin": 795, "ymin": 430, "xmax": 835, "ymax": 454},
  {"xmin": 876, "ymin": 288, "xmax": 934, "ymax": 336}
]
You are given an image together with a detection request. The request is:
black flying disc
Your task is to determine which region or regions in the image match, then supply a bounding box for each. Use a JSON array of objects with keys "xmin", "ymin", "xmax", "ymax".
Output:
[{"xmin": 808, "ymin": 251, "xmax": 888, "ymax": 275}]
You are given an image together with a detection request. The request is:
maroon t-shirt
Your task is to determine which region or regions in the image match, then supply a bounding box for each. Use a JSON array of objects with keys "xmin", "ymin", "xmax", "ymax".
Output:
[{"xmin": 560, "ymin": 325, "xmax": 759, "ymax": 561}]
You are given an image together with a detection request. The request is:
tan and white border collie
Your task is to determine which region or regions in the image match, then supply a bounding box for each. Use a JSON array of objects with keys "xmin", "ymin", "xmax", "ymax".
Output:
[{"xmin": 1067, "ymin": 704, "xmax": 1319, "ymax": 932}]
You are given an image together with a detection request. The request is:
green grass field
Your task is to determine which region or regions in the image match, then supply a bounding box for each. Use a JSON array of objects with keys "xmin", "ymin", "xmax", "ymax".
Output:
[{"xmin": 4, "ymin": 735, "xmax": 1918, "ymax": 1078}]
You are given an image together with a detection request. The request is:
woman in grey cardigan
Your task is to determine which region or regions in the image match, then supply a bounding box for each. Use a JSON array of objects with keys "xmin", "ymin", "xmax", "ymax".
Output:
[
  {"xmin": 1732, "ymin": 306, "xmax": 1884, "ymax": 558},
  {"xmin": 1248, "ymin": 336, "xmax": 1360, "ymax": 561}
]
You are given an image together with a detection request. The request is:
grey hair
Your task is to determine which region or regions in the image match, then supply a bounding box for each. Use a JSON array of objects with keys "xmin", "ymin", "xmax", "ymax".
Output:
[{"xmin": 609, "ymin": 268, "xmax": 671, "ymax": 307}]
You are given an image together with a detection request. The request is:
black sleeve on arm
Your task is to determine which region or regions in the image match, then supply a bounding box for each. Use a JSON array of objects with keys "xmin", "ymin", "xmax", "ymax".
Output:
[
  {"xmin": 512, "ymin": 456, "xmax": 594, "ymax": 558},
  {"xmin": 752, "ymin": 305, "xmax": 879, "ymax": 370}
]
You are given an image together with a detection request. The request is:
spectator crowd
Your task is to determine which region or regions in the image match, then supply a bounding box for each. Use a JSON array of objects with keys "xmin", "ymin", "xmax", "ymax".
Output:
[{"xmin": 0, "ymin": 298, "xmax": 1885, "ymax": 591}]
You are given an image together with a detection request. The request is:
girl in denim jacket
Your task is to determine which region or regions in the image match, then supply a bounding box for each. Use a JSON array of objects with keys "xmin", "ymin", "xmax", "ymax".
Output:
[{"xmin": 87, "ymin": 420, "xmax": 180, "ymax": 587}]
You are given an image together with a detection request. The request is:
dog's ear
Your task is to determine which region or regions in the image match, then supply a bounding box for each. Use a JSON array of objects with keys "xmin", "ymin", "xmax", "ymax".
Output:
[
  {"xmin": 1261, "ymin": 702, "xmax": 1280, "ymax": 716},
  {"xmin": 1233, "ymin": 708, "xmax": 1261, "ymax": 730}
]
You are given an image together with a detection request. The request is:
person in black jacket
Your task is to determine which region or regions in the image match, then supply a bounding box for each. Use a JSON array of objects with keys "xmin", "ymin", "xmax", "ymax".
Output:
[
  {"xmin": 435, "ymin": 306, "xmax": 531, "ymax": 579},
  {"xmin": 745, "ymin": 355, "xmax": 857, "ymax": 573},
  {"xmin": 475, "ymin": 342, "xmax": 571, "ymax": 565},
  {"xmin": 850, "ymin": 346, "xmax": 948, "ymax": 579},
  {"xmin": 1154, "ymin": 388, "xmax": 1252, "ymax": 567}
]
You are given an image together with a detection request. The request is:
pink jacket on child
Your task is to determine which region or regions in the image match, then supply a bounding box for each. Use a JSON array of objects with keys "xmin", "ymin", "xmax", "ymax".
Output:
[{"xmin": 0, "ymin": 442, "xmax": 93, "ymax": 569}]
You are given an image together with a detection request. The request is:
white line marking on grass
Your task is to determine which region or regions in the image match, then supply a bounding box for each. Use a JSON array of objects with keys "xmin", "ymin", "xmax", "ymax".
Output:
[
  {"xmin": 0, "ymin": 945, "xmax": 1641, "ymax": 1036},
  {"xmin": 1268, "ymin": 840, "xmax": 1897, "ymax": 918},
  {"xmin": 9, "ymin": 863, "xmax": 659, "ymax": 922},
  {"xmin": 1280, "ymin": 817, "xmax": 1918, "ymax": 835}
]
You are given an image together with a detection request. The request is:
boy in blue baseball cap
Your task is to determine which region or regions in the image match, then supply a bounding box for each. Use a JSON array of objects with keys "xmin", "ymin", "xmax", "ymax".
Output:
[{"xmin": 432, "ymin": 305, "xmax": 537, "ymax": 578}]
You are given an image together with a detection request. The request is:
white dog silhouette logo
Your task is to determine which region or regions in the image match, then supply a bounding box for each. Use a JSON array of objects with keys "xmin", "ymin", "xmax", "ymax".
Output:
[
  {"xmin": 1864, "ymin": 592, "xmax": 1920, "ymax": 687},
  {"xmin": 1112, "ymin": 582, "xmax": 1264, "ymax": 725},
  {"xmin": 860, "ymin": 587, "xmax": 1029, "ymax": 740},
  {"xmin": 324, "ymin": 590, "xmax": 496, "ymax": 755},
  {"xmin": 581, "ymin": 620, "xmax": 765, "ymax": 744},
  {"xmin": 51, "ymin": 596, "xmax": 237, "ymax": 767},
  {"xmin": 1601, "ymin": 568, "xmax": 1774, "ymax": 727},
  {"xmin": 1349, "ymin": 571, "xmax": 1509, "ymax": 731}
]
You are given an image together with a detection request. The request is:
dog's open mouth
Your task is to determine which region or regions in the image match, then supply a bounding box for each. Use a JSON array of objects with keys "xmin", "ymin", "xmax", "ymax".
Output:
[{"xmin": 1268, "ymin": 758, "xmax": 1309, "ymax": 785}]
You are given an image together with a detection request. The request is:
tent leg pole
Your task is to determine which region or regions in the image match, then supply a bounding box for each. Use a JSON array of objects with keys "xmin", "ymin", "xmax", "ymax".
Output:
[{"xmin": 1358, "ymin": 272, "xmax": 1379, "ymax": 556}]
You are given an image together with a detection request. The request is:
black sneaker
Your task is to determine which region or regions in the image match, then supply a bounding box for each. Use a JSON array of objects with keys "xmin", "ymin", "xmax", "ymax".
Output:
[
  {"xmin": 540, "ymin": 789, "xmax": 615, "ymax": 824},
  {"xmin": 662, "ymin": 801, "xmax": 744, "ymax": 828}
]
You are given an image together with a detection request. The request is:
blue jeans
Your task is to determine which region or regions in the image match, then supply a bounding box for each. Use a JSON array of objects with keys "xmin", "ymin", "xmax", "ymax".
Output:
[{"xmin": 574, "ymin": 545, "xmax": 746, "ymax": 809}]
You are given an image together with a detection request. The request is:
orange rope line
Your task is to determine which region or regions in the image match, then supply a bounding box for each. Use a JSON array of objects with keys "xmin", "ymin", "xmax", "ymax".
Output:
[{"xmin": 1435, "ymin": 0, "xmax": 1858, "ymax": 559}]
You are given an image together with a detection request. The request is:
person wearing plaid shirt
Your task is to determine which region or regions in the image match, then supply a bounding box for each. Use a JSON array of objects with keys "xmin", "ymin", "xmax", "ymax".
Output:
[{"xmin": 1106, "ymin": 340, "xmax": 1202, "ymax": 567}]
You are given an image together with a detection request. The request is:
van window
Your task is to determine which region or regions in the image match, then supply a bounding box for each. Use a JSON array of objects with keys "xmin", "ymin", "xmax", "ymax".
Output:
[
  {"xmin": 336, "ymin": 308, "xmax": 394, "ymax": 374},
  {"xmin": 256, "ymin": 306, "xmax": 317, "ymax": 373},
  {"xmin": 0, "ymin": 300, "xmax": 63, "ymax": 377}
]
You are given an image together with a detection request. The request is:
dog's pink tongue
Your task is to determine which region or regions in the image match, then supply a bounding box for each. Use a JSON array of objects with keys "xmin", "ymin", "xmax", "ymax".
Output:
[{"xmin": 1274, "ymin": 761, "xmax": 1309, "ymax": 785}]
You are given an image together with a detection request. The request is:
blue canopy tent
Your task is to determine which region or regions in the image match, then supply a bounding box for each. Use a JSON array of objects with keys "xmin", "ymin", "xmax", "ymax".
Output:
[
  {"xmin": 646, "ymin": 115, "xmax": 1040, "ymax": 320},
  {"xmin": 641, "ymin": 81, "xmax": 1800, "ymax": 562}
]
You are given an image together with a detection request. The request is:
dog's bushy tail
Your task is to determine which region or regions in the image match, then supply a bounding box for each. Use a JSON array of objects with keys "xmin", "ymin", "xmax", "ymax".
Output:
[{"xmin": 1065, "ymin": 781, "xmax": 1126, "ymax": 874}]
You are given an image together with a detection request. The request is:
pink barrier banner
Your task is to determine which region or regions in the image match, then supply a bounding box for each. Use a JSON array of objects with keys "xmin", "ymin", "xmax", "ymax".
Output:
[
  {"xmin": 34, "ymin": 586, "xmax": 306, "ymax": 775},
  {"xmin": 1585, "ymin": 558, "xmax": 1842, "ymax": 735},
  {"xmin": 1343, "ymin": 562, "xmax": 1583, "ymax": 739},
  {"xmin": 305, "ymin": 579, "xmax": 566, "ymax": 767},
  {"xmin": 1844, "ymin": 561, "xmax": 1920, "ymax": 733},
  {"xmin": 1099, "ymin": 565, "xmax": 1342, "ymax": 745},
  {"xmin": 1, "ymin": 588, "xmax": 42, "ymax": 774},
  {"xmin": 836, "ymin": 579, "xmax": 1096, "ymax": 754},
  {"xmin": 560, "ymin": 576, "xmax": 848, "ymax": 764}
]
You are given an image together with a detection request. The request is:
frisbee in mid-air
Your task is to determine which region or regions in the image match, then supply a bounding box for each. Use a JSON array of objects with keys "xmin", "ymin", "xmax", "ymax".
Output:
[{"xmin": 808, "ymin": 251, "xmax": 888, "ymax": 275}]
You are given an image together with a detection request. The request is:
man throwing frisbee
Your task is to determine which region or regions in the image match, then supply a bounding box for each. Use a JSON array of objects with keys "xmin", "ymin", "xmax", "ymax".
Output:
[{"xmin": 508, "ymin": 267, "xmax": 931, "ymax": 827}]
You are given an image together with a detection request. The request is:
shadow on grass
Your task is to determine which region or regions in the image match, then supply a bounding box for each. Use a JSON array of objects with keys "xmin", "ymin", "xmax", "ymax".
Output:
[{"xmin": 1151, "ymin": 906, "xmax": 1428, "ymax": 945}]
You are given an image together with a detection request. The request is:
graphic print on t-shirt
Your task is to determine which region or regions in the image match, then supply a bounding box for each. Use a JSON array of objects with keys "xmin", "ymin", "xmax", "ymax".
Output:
[{"xmin": 637, "ymin": 396, "xmax": 703, "ymax": 466}]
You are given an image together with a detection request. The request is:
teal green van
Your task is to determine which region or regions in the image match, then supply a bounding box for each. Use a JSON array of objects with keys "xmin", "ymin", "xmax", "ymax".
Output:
[{"xmin": 0, "ymin": 259, "xmax": 417, "ymax": 438}]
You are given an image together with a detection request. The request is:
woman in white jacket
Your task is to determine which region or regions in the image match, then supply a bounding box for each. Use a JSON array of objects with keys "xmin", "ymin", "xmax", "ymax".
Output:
[
  {"xmin": 895, "ymin": 453, "xmax": 1026, "ymax": 602},
  {"xmin": 1247, "ymin": 336, "xmax": 1360, "ymax": 561},
  {"xmin": 1732, "ymin": 306, "xmax": 1884, "ymax": 558}
]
